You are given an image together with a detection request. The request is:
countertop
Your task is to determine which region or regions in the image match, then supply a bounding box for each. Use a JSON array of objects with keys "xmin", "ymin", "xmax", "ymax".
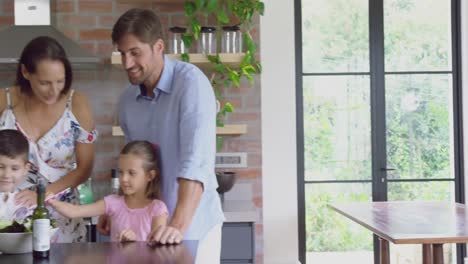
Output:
[{"xmin": 0, "ymin": 241, "xmax": 198, "ymax": 264}]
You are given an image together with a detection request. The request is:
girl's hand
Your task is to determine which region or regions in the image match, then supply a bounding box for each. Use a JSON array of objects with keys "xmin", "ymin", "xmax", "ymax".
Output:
[
  {"xmin": 14, "ymin": 189, "xmax": 36, "ymax": 207},
  {"xmin": 118, "ymin": 229, "xmax": 137, "ymax": 242},
  {"xmin": 147, "ymin": 225, "xmax": 183, "ymax": 245}
]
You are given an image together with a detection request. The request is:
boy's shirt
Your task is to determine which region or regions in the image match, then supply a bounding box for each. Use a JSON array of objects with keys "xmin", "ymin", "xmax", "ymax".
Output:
[{"xmin": 0, "ymin": 191, "xmax": 22, "ymax": 221}]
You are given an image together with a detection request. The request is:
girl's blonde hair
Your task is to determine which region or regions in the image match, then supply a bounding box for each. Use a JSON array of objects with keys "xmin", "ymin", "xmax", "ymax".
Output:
[{"xmin": 120, "ymin": 140, "xmax": 161, "ymax": 199}]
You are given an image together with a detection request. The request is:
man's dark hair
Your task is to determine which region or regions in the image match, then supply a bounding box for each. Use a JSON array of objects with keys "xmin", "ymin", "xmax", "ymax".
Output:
[
  {"xmin": 0, "ymin": 129, "xmax": 29, "ymax": 161},
  {"xmin": 112, "ymin": 8, "xmax": 164, "ymax": 45}
]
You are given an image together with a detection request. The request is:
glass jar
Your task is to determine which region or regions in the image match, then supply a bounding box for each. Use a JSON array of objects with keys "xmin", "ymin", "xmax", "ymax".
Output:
[
  {"xmin": 168, "ymin": 26, "xmax": 187, "ymax": 54},
  {"xmin": 221, "ymin": 25, "xmax": 242, "ymax": 53},
  {"xmin": 197, "ymin": 26, "xmax": 217, "ymax": 54}
]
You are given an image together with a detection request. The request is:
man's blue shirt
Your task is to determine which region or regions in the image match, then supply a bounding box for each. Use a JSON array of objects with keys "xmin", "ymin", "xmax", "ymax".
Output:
[{"xmin": 118, "ymin": 55, "xmax": 225, "ymax": 240}]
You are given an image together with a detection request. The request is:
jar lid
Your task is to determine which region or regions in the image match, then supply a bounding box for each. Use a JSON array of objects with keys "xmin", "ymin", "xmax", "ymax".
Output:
[
  {"xmin": 222, "ymin": 25, "xmax": 240, "ymax": 31},
  {"xmin": 169, "ymin": 26, "xmax": 187, "ymax": 33},
  {"xmin": 111, "ymin": 169, "xmax": 118, "ymax": 178},
  {"xmin": 201, "ymin": 26, "xmax": 216, "ymax": 33}
]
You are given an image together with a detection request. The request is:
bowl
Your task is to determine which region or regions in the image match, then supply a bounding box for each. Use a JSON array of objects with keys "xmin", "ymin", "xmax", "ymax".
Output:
[
  {"xmin": 216, "ymin": 172, "xmax": 237, "ymax": 194},
  {"xmin": 0, "ymin": 227, "xmax": 58, "ymax": 254}
]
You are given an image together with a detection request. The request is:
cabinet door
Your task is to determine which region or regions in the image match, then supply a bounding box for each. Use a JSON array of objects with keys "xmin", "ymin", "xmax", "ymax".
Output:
[{"xmin": 221, "ymin": 222, "xmax": 254, "ymax": 263}]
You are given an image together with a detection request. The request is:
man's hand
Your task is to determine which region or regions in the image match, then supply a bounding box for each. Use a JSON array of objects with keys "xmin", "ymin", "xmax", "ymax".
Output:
[
  {"xmin": 118, "ymin": 229, "xmax": 137, "ymax": 242},
  {"xmin": 147, "ymin": 225, "xmax": 183, "ymax": 245},
  {"xmin": 97, "ymin": 214, "xmax": 111, "ymax": 236}
]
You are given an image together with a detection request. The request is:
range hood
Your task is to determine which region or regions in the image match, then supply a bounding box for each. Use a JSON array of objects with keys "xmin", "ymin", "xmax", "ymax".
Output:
[{"xmin": 0, "ymin": 0, "xmax": 99, "ymax": 68}]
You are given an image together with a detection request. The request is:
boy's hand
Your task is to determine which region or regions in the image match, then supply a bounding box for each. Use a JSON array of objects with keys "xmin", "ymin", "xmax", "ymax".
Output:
[
  {"xmin": 15, "ymin": 189, "xmax": 36, "ymax": 207},
  {"xmin": 118, "ymin": 229, "xmax": 136, "ymax": 242}
]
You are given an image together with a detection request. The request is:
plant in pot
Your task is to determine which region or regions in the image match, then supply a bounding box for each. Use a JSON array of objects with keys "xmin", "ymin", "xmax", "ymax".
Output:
[{"xmin": 181, "ymin": 0, "xmax": 265, "ymax": 150}]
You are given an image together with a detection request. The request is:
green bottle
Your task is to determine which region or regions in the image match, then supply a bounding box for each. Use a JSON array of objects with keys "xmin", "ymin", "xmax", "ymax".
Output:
[{"xmin": 32, "ymin": 179, "xmax": 50, "ymax": 259}]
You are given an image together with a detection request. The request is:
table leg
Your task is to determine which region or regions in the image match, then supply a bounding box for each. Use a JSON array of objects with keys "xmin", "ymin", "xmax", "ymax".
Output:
[
  {"xmin": 379, "ymin": 237, "xmax": 389, "ymax": 264},
  {"xmin": 432, "ymin": 244, "xmax": 444, "ymax": 264},
  {"xmin": 422, "ymin": 244, "xmax": 432, "ymax": 264}
]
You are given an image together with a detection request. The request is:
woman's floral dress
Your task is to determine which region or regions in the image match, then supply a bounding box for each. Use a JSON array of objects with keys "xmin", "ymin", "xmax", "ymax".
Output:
[{"xmin": 0, "ymin": 87, "xmax": 98, "ymax": 242}]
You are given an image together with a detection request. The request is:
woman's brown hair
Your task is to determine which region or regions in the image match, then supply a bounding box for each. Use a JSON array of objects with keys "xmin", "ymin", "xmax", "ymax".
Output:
[{"xmin": 15, "ymin": 36, "xmax": 73, "ymax": 96}]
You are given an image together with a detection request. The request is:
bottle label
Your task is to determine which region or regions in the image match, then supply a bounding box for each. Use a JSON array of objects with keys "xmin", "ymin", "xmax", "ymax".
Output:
[{"xmin": 33, "ymin": 219, "xmax": 50, "ymax": 251}]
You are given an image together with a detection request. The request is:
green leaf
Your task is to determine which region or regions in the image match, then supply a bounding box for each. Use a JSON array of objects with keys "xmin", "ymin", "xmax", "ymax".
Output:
[
  {"xmin": 223, "ymin": 79, "xmax": 232, "ymax": 89},
  {"xmin": 216, "ymin": 136, "xmax": 224, "ymax": 152},
  {"xmin": 181, "ymin": 53, "xmax": 190, "ymax": 62},
  {"xmin": 224, "ymin": 102, "xmax": 234, "ymax": 112},
  {"xmin": 216, "ymin": 116, "xmax": 224, "ymax": 127},
  {"xmin": 184, "ymin": 2, "xmax": 196, "ymax": 17},
  {"xmin": 214, "ymin": 63, "xmax": 227, "ymax": 74},
  {"xmin": 217, "ymin": 10, "xmax": 229, "ymax": 24},
  {"xmin": 257, "ymin": 2, "xmax": 265, "ymax": 15},
  {"xmin": 255, "ymin": 62, "xmax": 262, "ymax": 73},
  {"xmin": 228, "ymin": 70, "xmax": 240, "ymax": 87},
  {"xmin": 226, "ymin": 0, "xmax": 234, "ymax": 12},
  {"xmin": 207, "ymin": 54, "xmax": 220, "ymax": 64},
  {"xmin": 206, "ymin": 0, "xmax": 218, "ymax": 13},
  {"xmin": 181, "ymin": 34, "xmax": 193, "ymax": 48},
  {"xmin": 195, "ymin": 0, "xmax": 206, "ymax": 10},
  {"xmin": 241, "ymin": 52, "xmax": 253, "ymax": 65},
  {"xmin": 190, "ymin": 18, "xmax": 202, "ymax": 39}
]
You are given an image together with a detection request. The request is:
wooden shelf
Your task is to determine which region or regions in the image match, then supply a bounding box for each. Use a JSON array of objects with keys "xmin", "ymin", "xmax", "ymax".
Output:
[
  {"xmin": 112, "ymin": 124, "xmax": 247, "ymax": 137},
  {"xmin": 111, "ymin": 52, "xmax": 244, "ymax": 69}
]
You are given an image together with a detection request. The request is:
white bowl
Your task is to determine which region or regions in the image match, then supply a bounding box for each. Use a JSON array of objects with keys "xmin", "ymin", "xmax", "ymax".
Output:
[{"xmin": 0, "ymin": 227, "xmax": 58, "ymax": 254}]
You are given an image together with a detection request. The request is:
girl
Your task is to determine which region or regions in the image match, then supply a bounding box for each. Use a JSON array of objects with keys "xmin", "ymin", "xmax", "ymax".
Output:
[{"xmin": 48, "ymin": 140, "xmax": 168, "ymax": 242}]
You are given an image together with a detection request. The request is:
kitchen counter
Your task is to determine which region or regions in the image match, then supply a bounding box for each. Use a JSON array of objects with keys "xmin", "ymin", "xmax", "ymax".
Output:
[
  {"xmin": 222, "ymin": 200, "xmax": 257, "ymax": 223},
  {"xmin": 0, "ymin": 241, "xmax": 198, "ymax": 263}
]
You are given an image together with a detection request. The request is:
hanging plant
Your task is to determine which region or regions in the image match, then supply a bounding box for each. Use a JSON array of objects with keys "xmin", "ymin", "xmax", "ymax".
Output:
[{"xmin": 182, "ymin": 0, "xmax": 264, "ymax": 150}]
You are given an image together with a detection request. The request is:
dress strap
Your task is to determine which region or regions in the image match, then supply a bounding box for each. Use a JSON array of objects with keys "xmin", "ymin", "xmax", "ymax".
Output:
[
  {"xmin": 5, "ymin": 87, "xmax": 11, "ymax": 109},
  {"xmin": 66, "ymin": 89, "xmax": 75, "ymax": 110}
]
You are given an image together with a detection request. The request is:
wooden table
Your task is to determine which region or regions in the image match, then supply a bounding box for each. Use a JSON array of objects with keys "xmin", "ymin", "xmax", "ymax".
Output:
[
  {"xmin": 329, "ymin": 201, "xmax": 468, "ymax": 264},
  {"xmin": 0, "ymin": 241, "xmax": 198, "ymax": 264}
]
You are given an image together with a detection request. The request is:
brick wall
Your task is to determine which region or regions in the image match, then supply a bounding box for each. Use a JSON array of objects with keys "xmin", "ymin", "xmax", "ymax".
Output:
[{"xmin": 0, "ymin": 0, "xmax": 262, "ymax": 262}]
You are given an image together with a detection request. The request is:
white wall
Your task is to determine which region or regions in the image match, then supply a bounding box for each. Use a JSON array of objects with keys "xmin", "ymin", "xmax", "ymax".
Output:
[{"xmin": 261, "ymin": 0, "xmax": 300, "ymax": 263}]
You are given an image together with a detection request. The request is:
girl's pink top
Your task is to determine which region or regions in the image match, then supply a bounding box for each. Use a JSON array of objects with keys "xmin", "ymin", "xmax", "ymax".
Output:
[{"xmin": 104, "ymin": 194, "xmax": 168, "ymax": 241}]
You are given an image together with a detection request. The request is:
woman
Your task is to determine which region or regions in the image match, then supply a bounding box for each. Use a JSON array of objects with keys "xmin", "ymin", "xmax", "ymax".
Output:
[{"xmin": 0, "ymin": 36, "xmax": 97, "ymax": 242}]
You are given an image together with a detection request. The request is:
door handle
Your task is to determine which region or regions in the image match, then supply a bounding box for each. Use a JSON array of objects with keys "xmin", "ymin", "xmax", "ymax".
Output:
[{"xmin": 380, "ymin": 167, "xmax": 395, "ymax": 171}]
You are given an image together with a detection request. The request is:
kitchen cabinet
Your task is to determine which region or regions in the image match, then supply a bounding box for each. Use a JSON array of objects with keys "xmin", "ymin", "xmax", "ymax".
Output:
[{"xmin": 221, "ymin": 222, "xmax": 255, "ymax": 264}]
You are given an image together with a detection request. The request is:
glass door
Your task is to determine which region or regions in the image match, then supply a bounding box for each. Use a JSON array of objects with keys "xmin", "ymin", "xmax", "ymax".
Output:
[
  {"xmin": 383, "ymin": 1, "xmax": 460, "ymax": 263},
  {"xmin": 297, "ymin": 0, "xmax": 463, "ymax": 263}
]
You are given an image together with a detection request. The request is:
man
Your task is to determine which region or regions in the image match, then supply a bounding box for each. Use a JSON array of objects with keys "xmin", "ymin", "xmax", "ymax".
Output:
[{"xmin": 97, "ymin": 8, "xmax": 225, "ymax": 263}]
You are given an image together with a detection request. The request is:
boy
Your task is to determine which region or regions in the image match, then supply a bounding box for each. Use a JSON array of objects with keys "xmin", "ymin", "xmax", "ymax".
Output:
[{"xmin": 0, "ymin": 129, "xmax": 30, "ymax": 221}]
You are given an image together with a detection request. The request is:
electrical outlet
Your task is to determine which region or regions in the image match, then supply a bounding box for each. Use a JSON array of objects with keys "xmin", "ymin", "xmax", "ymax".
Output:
[{"xmin": 215, "ymin": 152, "xmax": 247, "ymax": 168}]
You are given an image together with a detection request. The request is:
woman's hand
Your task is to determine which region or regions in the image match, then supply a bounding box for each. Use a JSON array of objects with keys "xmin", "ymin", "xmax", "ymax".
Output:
[
  {"xmin": 14, "ymin": 189, "xmax": 36, "ymax": 207},
  {"xmin": 147, "ymin": 225, "xmax": 183, "ymax": 245},
  {"xmin": 118, "ymin": 229, "xmax": 136, "ymax": 242},
  {"xmin": 97, "ymin": 214, "xmax": 111, "ymax": 236}
]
